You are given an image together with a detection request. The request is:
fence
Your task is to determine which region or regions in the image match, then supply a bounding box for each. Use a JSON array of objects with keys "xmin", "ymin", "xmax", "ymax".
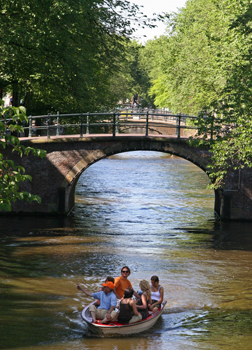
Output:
[{"xmin": 16, "ymin": 110, "xmax": 200, "ymax": 139}]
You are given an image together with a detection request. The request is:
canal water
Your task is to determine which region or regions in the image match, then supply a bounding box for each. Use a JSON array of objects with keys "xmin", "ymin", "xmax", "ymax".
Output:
[{"xmin": 1, "ymin": 151, "xmax": 252, "ymax": 350}]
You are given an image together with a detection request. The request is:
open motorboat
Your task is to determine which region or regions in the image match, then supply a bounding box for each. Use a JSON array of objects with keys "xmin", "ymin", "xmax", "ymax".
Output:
[{"xmin": 81, "ymin": 300, "xmax": 167, "ymax": 336}]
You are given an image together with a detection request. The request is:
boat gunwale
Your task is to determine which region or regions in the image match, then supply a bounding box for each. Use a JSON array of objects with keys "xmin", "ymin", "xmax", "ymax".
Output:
[{"xmin": 81, "ymin": 300, "xmax": 167, "ymax": 331}]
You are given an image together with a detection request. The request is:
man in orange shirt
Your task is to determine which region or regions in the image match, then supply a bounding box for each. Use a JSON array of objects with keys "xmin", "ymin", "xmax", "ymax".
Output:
[{"xmin": 114, "ymin": 266, "xmax": 140, "ymax": 299}]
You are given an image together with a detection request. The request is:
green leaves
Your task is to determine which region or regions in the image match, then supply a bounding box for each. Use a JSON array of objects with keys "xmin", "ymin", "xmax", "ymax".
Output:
[
  {"xmin": 0, "ymin": 0, "xmax": 157, "ymax": 114},
  {"xmin": 0, "ymin": 104, "xmax": 46, "ymax": 211},
  {"xmin": 141, "ymin": 0, "xmax": 252, "ymax": 189},
  {"xmin": 143, "ymin": 0, "xmax": 230, "ymax": 114},
  {"xmin": 0, "ymin": 157, "xmax": 38, "ymax": 212}
]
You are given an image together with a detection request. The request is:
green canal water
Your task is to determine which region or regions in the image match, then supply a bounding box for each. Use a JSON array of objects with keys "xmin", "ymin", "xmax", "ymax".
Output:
[{"xmin": 1, "ymin": 151, "xmax": 252, "ymax": 350}]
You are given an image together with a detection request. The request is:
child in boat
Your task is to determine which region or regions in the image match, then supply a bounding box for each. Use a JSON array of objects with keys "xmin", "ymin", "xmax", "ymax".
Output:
[
  {"xmin": 149, "ymin": 275, "xmax": 164, "ymax": 313},
  {"xmin": 111, "ymin": 288, "xmax": 142, "ymax": 324},
  {"xmin": 136, "ymin": 280, "xmax": 152, "ymax": 319}
]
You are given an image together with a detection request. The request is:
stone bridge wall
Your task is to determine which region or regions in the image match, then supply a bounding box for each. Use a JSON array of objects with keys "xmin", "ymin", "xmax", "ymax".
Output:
[{"xmin": 2, "ymin": 136, "xmax": 252, "ymax": 220}]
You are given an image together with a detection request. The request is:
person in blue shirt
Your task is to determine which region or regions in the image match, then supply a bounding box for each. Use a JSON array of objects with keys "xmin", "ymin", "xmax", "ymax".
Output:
[{"xmin": 77, "ymin": 281, "xmax": 117, "ymax": 323}]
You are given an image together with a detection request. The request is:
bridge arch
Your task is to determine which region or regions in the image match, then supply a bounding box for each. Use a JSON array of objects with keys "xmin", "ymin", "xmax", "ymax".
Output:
[
  {"xmin": 63, "ymin": 137, "xmax": 209, "ymax": 188},
  {"xmin": 4, "ymin": 135, "xmax": 251, "ymax": 220},
  {"xmin": 59, "ymin": 137, "xmax": 211, "ymax": 216}
]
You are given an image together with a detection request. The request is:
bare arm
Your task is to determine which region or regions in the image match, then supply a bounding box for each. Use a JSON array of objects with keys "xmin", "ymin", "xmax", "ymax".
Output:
[
  {"xmin": 104, "ymin": 304, "xmax": 116, "ymax": 321},
  {"xmin": 76, "ymin": 284, "xmax": 93, "ymax": 297},
  {"xmin": 130, "ymin": 299, "xmax": 140, "ymax": 316},
  {"xmin": 148, "ymin": 295, "xmax": 152, "ymax": 308},
  {"xmin": 136, "ymin": 293, "xmax": 147, "ymax": 310}
]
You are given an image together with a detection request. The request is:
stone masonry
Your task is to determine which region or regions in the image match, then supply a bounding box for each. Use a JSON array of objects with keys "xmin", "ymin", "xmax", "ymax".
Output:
[{"xmin": 2, "ymin": 135, "xmax": 252, "ymax": 220}]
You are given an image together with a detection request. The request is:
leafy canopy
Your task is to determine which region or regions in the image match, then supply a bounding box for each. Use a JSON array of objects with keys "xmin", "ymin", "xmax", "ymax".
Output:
[
  {"xmin": 141, "ymin": 0, "xmax": 252, "ymax": 188},
  {"xmin": 0, "ymin": 0, "xmax": 158, "ymax": 114}
]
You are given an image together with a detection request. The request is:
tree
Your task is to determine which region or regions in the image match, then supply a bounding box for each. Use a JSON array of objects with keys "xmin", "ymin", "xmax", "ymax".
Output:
[
  {"xmin": 188, "ymin": 0, "xmax": 252, "ymax": 188},
  {"xmin": 140, "ymin": 0, "xmax": 252, "ymax": 188},
  {"xmin": 106, "ymin": 39, "xmax": 155, "ymax": 108},
  {"xmin": 0, "ymin": 102, "xmax": 46, "ymax": 211},
  {"xmin": 140, "ymin": 35, "xmax": 174, "ymax": 109},
  {"xmin": 142, "ymin": 0, "xmax": 231, "ymax": 115},
  {"xmin": 0, "ymin": 0, "xmax": 157, "ymax": 115}
]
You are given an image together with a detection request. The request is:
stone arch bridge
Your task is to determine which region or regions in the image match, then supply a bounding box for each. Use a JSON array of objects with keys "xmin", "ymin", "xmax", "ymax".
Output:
[{"xmin": 3, "ymin": 135, "xmax": 252, "ymax": 220}]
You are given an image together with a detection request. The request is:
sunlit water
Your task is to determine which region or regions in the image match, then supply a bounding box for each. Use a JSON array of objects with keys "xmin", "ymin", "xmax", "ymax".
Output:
[{"xmin": 1, "ymin": 151, "xmax": 252, "ymax": 350}]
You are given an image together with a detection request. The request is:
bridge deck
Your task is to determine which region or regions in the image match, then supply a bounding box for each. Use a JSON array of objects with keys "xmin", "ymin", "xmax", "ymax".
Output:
[{"xmin": 18, "ymin": 133, "xmax": 190, "ymax": 143}]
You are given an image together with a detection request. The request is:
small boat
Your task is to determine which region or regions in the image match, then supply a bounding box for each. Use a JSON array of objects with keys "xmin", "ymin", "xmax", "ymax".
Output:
[{"xmin": 81, "ymin": 300, "xmax": 167, "ymax": 336}]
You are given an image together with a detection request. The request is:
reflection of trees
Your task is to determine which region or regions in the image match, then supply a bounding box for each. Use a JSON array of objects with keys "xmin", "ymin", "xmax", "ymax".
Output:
[{"xmin": 0, "ymin": 285, "xmax": 77, "ymax": 349}]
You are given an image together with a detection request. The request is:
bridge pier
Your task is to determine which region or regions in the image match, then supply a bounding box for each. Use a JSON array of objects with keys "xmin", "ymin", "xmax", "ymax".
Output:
[
  {"xmin": 58, "ymin": 181, "xmax": 78, "ymax": 215},
  {"xmin": 214, "ymin": 167, "xmax": 252, "ymax": 220},
  {"xmin": 2, "ymin": 136, "xmax": 252, "ymax": 220}
]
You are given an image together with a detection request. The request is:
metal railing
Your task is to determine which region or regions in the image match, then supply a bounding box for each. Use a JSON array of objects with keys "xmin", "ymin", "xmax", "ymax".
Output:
[{"xmin": 18, "ymin": 110, "xmax": 199, "ymax": 139}]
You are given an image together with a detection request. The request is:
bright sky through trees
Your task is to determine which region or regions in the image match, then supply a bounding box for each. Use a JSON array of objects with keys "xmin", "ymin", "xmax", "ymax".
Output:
[{"xmin": 131, "ymin": 0, "xmax": 187, "ymax": 42}]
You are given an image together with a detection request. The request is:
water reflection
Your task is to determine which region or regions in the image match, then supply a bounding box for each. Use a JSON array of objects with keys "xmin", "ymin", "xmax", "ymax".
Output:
[{"xmin": 1, "ymin": 152, "xmax": 252, "ymax": 350}]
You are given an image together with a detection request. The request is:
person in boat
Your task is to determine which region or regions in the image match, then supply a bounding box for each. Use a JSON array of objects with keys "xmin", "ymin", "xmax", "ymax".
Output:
[
  {"xmin": 114, "ymin": 266, "xmax": 140, "ymax": 300},
  {"xmin": 110, "ymin": 288, "xmax": 142, "ymax": 324},
  {"xmin": 149, "ymin": 275, "xmax": 164, "ymax": 313},
  {"xmin": 96, "ymin": 276, "xmax": 115, "ymax": 306},
  {"xmin": 76, "ymin": 281, "xmax": 117, "ymax": 323},
  {"xmin": 136, "ymin": 280, "xmax": 152, "ymax": 319},
  {"xmin": 98, "ymin": 276, "xmax": 115, "ymax": 292}
]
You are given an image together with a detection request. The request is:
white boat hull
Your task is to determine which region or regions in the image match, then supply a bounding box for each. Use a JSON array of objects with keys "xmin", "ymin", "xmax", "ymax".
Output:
[{"xmin": 81, "ymin": 300, "xmax": 167, "ymax": 336}]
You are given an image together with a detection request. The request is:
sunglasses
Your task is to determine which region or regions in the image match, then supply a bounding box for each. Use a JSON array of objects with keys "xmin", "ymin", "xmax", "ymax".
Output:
[{"xmin": 122, "ymin": 270, "xmax": 129, "ymax": 273}]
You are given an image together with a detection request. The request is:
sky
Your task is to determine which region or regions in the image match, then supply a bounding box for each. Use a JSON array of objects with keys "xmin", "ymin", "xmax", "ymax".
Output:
[{"xmin": 130, "ymin": 0, "xmax": 187, "ymax": 43}]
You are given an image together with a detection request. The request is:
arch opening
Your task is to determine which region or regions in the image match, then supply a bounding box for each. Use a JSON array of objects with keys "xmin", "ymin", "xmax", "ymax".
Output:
[{"xmin": 71, "ymin": 150, "xmax": 215, "ymax": 226}]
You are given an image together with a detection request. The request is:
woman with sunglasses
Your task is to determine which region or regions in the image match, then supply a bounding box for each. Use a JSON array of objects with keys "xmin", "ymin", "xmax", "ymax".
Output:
[{"xmin": 114, "ymin": 266, "xmax": 140, "ymax": 300}]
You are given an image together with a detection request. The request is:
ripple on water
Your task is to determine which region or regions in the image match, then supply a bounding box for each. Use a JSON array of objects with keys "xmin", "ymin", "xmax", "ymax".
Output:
[{"xmin": 1, "ymin": 152, "xmax": 252, "ymax": 350}]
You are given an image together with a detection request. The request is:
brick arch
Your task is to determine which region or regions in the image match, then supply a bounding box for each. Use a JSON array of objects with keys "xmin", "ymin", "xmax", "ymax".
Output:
[
  {"xmin": 63, "ymin": 137, "xmax": 210, "ymax": 187},
  {"xmin": 61, "ymin": 137, "xmax": 211, "ymax": 215}
]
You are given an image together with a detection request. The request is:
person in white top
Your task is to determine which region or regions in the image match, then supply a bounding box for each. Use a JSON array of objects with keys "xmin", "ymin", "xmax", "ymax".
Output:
[{"xmin": 149, "ymin": 275, "xmax": 164, "ymax": 313}]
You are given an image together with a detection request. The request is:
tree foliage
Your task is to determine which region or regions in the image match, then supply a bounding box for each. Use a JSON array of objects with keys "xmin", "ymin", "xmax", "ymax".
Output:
[
  {"xmin": 103, "ymin": 38, "xmax": 155, "ymax": 108},
  {"xmin": 141, "ymin": 0, "xmax": 252, "ymax": 188},
  {"xmin": 0, "ymin": 0, "xmax": 156, "ymax": 114},
  {"xmin": 190, "ymin": 0, "xmax": 252, "ymax": 188},
  {"xmin": 142, "ymin": 0, "xmax": 231, "ymax": 115},
  {"xmin": 0, "ymin": 102, "xmax": 46, "ymax": 211}
]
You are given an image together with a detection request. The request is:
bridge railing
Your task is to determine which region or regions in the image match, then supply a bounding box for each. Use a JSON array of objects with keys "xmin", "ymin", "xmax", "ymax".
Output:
[{"xmin": 19, "ymin": 110, "xmax": 199, "ymax": 139}]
